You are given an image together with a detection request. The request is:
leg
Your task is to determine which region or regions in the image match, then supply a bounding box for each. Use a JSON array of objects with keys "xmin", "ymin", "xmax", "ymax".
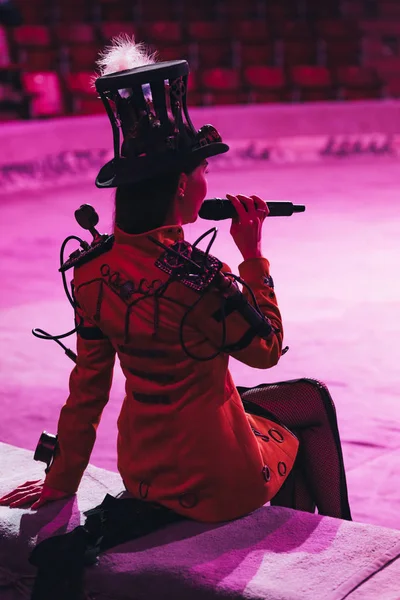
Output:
[{"xmin": 238, "ymin": 378, "xmax": 352, "ymax": 520}]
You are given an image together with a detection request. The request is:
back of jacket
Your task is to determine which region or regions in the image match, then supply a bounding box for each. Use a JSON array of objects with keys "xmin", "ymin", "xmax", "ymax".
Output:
[{"xmin": 44, "ymin": 224, "xmax": 298, "ymax": 523}]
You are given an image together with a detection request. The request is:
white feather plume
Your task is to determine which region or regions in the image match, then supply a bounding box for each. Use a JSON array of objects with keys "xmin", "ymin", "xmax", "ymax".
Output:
[{"xmin": 96, "ymin": 34, "xmax": 157, "ymax": 77}]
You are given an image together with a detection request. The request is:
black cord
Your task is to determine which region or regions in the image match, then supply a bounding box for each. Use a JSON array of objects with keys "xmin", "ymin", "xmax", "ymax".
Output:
[
  {"xmin": 32, "ymin": 234, "xmax": 87, "ymax": 355},
  {"xmin": 179, "ymin": 289, "xmax": 227, "ymax": 361},
  {"xmin": 31, "ymin": 329, "xmax": 78, "ymax": 362},
  {"xmin": 192, "ymin": 227, "xmax": 218, "ymax": 270},
  {"xmin": 32, "ymin": 316, "xmax": 82, "ymax": 341},
  {"xmin": 223, "ymin": 272, "xmax": 263, "ymax": 315},
  {"xmin": 60, "ymin": 236, "xmax": 88, "ymax": 308}
]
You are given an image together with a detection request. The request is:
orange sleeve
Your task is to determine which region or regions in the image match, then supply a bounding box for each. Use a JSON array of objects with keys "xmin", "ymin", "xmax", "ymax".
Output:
[
  {"xmin": 44, "ymin": 299, "xmax": 116, "ymax": 494},
  {"xmin": 186, "ymin": 257, "xmax": 283, "ymax": 369}
]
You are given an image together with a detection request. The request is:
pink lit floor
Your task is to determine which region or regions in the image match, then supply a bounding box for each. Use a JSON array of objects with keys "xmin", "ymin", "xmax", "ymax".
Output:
[{"xmin": 0, "ymin": 156, "xmax": 399, "ymax": 530}]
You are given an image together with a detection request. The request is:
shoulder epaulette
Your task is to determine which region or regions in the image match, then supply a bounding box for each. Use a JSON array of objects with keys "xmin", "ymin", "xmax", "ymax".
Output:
[
  {"xmin": 154, "ymin": 240, "xmax": 223, "ymax": 292},
  {"xmin": 59, "ymin": 235, "xmax": 115, "ymax": 273}
]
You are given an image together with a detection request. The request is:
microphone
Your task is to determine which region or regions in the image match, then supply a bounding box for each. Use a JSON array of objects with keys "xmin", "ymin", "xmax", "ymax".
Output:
[{"xmin": 199, "ymin": 199, "xmax": 306, "ymax": 220}]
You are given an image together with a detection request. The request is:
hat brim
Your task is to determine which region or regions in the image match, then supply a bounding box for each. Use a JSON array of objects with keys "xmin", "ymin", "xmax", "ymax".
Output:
[{"xmin": 95, "ymin": 142, "xmax": 229, "ymax": 188}]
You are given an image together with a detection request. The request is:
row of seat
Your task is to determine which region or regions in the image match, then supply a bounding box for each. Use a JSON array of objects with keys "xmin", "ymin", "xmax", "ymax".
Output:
[
  {"xmin": 2, "ymin": 20, "xmax": 377, "ymax": 73},
  {"xmin": 13, "ymin": 0, "xmax": 400, "ymax": 24},
  {"xmin": 9, "ymin": 19, "xmax": 364, "ymax": 43},
  {"xmin": 0, "ymin": 64, "xmax": 385, "ymax": 121},
  {"xmin": 6, "ymin": 40, "xmax": 366, "ymax": 73}
]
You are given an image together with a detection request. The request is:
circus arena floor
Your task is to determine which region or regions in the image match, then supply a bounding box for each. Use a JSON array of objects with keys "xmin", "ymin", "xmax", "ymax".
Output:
[{"xmin": 0, "ymin": 155, "xmax": 399, "ymax": 530}]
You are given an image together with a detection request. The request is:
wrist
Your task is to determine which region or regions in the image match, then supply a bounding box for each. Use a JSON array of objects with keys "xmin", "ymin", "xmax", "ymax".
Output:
[{"xmin": 241, "ymin": 251, "xmax": 263, "ymax": 260}]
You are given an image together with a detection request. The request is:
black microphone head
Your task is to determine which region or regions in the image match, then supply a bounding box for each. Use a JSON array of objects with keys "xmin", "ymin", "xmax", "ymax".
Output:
[
  {"xmin": 198, "ymin": 199, "xmax": 235, "ymax": 220},
  {"xmin": 293, "ymin": 205, "xmax": 306, "ymax": 213}
]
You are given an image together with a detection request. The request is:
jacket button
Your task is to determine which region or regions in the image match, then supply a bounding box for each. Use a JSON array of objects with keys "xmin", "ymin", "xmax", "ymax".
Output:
[
  {"xmin": 139, "ymin": 480, "xmax": 150, "ymax": 499},
  {"xmin": 269, "ymin": 428, "xmax": 284, "ymax": 443},
  {"xmin": 262, "ymin": 465, "xmax": 271, "ymax": 482},
  {"xmin": 278, "ymin": 461, "xmax": 287, "ymax": 476},
  {"xmin": 178, "ymin": 492, "xmax": 198, "ymax": 508}
]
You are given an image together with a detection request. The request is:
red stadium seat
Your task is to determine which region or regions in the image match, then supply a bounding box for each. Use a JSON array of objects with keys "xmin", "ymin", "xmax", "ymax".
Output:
[
  {"xmin": 67, "ymin": 44, "xmax": 102, "ymax": 72},
  {"xmin": 290, "ymin": 65, "xmax": 334, "ymax": 101},
  {"xmin": 283, "ymin": 21, "xmax": 315, "ymax": 38},
  {"xmin": 265, "ymin": 0, "xmax": 299, "ymax": 21},
  {"xmin": 14, "ymin": 0, "xmax": 50, "ymax": 24},
  {"xmin": 218, "ymin": 0, "xmax": 262, "ymax": 20},
  {"xmin": 95, "ymin": 0, "xmax": 133, "ymax": 21},
  {"xmin": 0, "ymin": 26, "xmax": 11, "ymax": 66},
  {"xmin": 187, "ymin": 71, "xmax": 202, "ymax": 105},
  {"xmin": 65, "ymin": 71, "xmax": 104, "ymax": 114},
  {"xmin": 54, "ymin": 0, "xmax": 92, "ymax": 22},
  {"xmin": 99, "ymin": 22, "xmax": 138, "ymax": 44},
  {"xmin": 140, "ymin": 22, "xmax": 183, "ymax": 45},
  {"xmin": 384, "ymin": 76, "xmax": 400, "ymax": 98},
  {"xmin": 13, "ymin": 25, "xmax": 52, "ymax": 47},
  {"xmin": 379, "ymin": 1, "xmax": 400, "ymax": 18},
  {"xmin": 21, "ymin": 71, "xmax": 64, "ymax": 117},
  {"xmin": 365, "ymin": 57, "xmax": 400, "ymax": 78},
  {"xmin": 53, "ymin": 24, "xmax": 97, "ymax": 45},
  {"xmin": 239, "ymin": 43, "xmax": 274, "ymax": 67},
  {"xmin": 335, "ymin": 66, "xmax": 382, "ymax": 99},
  {"xmin": 341, "ymin": 0, "xmax": 365, "ymax": 18},
  {"xmin": 139, "ymin": 0, "xmax": 178, "ymax": 20},
  {"xmin": 302, "ymin": 0, "xmax": 341, "ymax": 18},
  {"xmin": 244, "ymin": 65, "xmax": 288, "ymax": 102},
  {"xmin": 65, "ymin": 70, "xmax": 94, "ymax": 93},
  {"xmin": 180, "ymin": 0, "xmax": 217, "ymax": 21},
  {"xmin": 359, "ymin": 22, "xmax": 400, "ymax": 36},
  {"xmin": 156, "ymin": 44, "xmax": 191, "ymax": 62},
  {"xmin": 231, "ymin": 20, "xmax": 271, "ymax": 43},
  {"xmin": 282, "ymin": 39, "xmax": 317, "ymax": 66},
  {"xmin": 201, "ymin": 67, "xmax": 247, "ymax": 105},
  {"xmin": 323, "ymin": 39, "xmax": 361, "ymax": 67},
  {"xmin": 187, "ymin": 21, "xmax": 230, "ymax": 42},
  {"xmin": 362, "ymin": 37, "xmax": 387, "ymax": 62},
  {"xmin": 18, "ymin": 50, "xmax": 58, "ymax": 71},
  {"xmin": 12, "ymin": 27, "xmax": 57, "ymax": 70},
  {"xmin": 316, "ymin": 19, "xmax": 360, "ymax": 40},
  {"xmin": 196, "ymin": 42, "xmax": 234, "ymax": 68}
]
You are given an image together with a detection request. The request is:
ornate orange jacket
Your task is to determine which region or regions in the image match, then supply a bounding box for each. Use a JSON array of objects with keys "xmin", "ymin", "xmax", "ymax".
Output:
[{"xmin": 44, "ymin": 224, "xmax": 298, "ymax": 522}]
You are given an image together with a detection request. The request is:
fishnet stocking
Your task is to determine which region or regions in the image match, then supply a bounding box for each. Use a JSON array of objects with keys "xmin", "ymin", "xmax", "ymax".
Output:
[{"xmin": 238, "ymin": 379, "xmax": 352, "ymax": 520}]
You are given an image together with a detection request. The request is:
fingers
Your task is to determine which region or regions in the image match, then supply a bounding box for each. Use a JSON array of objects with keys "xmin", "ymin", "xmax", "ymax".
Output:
[
  {"xmin": 251, "ymin": 195, "xmax": 269, "ymax": 217},
  {"xmin": 2, "ymin": 489, "xmax": 39, "ymax": 506},
  {"xmin": 0, "ymin": 481, "xmax": 43, "ymax": 506},
  {"xmin": 226, "ymin": 194, "xmax": 247, "ymax": 222},
  {"xmin": 9, "ymin": 491, "xmax": 41, "ymax": 508},
  {"xmin": 237, "ymin": 194, "xmax": 258, "ymax": 218},
  {"xmin": 227, "ymin": 194, "xmax": 268, "ymax": 221},
  {"xmin": 0, "ymin": 480, "xmax": 42, "ymax": 502}
]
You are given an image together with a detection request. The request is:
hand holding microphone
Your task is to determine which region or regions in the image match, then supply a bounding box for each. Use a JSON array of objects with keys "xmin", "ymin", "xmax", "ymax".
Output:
[{"xmin": 227, "ymin": 194, "xmax": 269, "ymax": 261}]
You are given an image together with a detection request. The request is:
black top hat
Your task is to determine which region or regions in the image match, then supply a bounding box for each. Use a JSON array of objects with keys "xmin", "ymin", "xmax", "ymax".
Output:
[{"xmin": 95, "ymin": 60, "xmax": 229, "ymax": 187}]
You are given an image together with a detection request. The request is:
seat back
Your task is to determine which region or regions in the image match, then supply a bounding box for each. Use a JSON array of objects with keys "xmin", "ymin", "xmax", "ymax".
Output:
[
  {"xmin": 22, "ymin": 71, "xmax": 64, "ymax": 117},
  {"xmin": 53, "ymin": 24, "xmax": 97, "ymax": 45},
  {"xmin": 99, "ymin": 22, "xmax": 138, "ymax": 43},
  {"xmin": 0, "ymin": 25, "xmax": 11, "ymax": 66},
  {"xmin": 140, "ymin": 21, "xmax": 183, "ymax": 44},
  {"xmin": 244, "ymin": 66, "xmax": 286, "ymax": 90},
  {"xmin": 13, "ymin": 25, "xmax": 52, "ymax": 47}
]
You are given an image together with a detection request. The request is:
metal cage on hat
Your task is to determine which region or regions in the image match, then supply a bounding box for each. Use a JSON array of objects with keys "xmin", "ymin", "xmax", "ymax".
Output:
[{"xmin": 94, "ymin": 60, "xmax": 229, "ymax": 187}]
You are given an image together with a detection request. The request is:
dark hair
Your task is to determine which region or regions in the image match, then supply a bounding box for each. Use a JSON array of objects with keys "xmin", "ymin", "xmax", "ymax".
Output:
[
  {"xmin": 114, "ymin": 161, "xmax": 200, "ymax": 234},
  {"xmin": 114, "ymin": 170, "xmax": 181, "ymax": 234}
]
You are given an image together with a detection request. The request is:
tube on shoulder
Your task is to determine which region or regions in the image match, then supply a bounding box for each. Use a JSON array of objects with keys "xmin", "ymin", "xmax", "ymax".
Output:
[{"xmin": 199, "ymin": 199, "xmax": 306, "ymax": 220}]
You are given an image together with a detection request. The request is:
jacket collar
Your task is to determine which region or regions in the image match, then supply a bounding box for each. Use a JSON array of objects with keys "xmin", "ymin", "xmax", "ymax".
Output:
[{"xmin": 114, "ymin": 224, "xmax": 184, "ymax": 255}]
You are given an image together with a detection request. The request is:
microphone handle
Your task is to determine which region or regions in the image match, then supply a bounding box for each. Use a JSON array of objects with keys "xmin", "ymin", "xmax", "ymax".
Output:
[{"xmin": 199, "ymin": 199, "xmax": 305, "ymax": 220}]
